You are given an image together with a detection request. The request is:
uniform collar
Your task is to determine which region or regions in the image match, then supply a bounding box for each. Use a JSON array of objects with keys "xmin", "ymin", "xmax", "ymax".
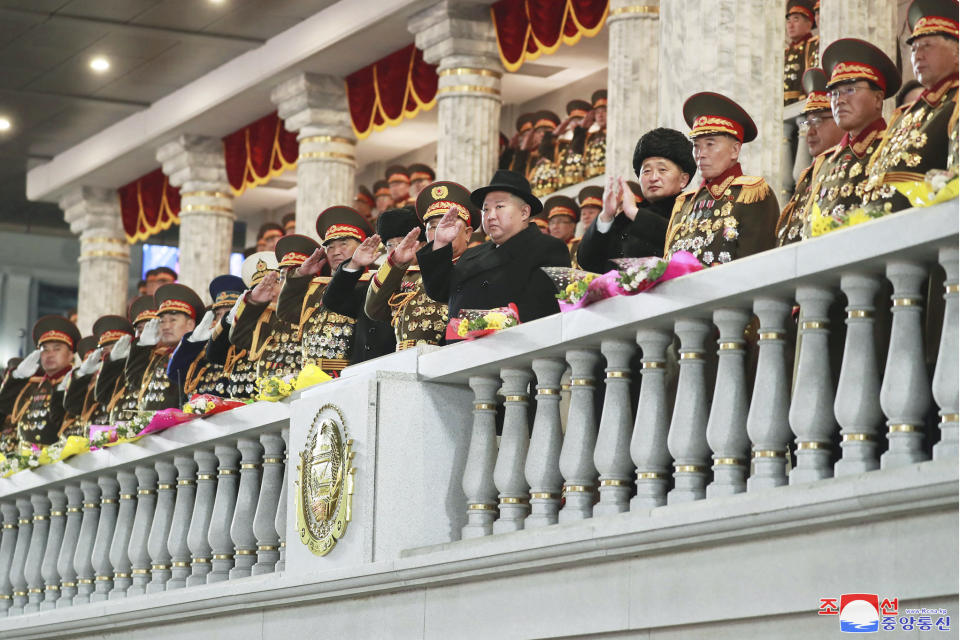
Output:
[
  {"xmin": 43, "ymin": 365, "xmax": 72, "ymax": 384},
  {"xmin": 789, "ymin": 32, "xmax": 813, "ymax": 46},
  {"xmin": 920, "ymin": 74, "xmax": 959, "ymax": 106},
  {"xmin": 700, "ymin": 162, "xmax": 743, "ymax": 199},
  {"xmin": 837, "ymin": 117, "xmax": 886, "ymax": 158}
]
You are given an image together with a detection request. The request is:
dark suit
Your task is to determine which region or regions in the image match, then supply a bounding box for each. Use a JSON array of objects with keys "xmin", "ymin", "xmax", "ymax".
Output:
[
  {"xmin": 417, "ymin": 223, "xmax": 571, "ymax": 329},
  {"xmin": 576, "ymin": 195, "xmax": 675, "ymax": 274},
  {"xmin": 321, "ymin": 264, "xmax": 397, "ymax": 364}
]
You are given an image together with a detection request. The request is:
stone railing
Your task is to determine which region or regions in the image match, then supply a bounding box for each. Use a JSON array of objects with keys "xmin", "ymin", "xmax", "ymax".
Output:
[{"xmin": 0, "ymin": 202, "xmax": 955, "ymax": 638}]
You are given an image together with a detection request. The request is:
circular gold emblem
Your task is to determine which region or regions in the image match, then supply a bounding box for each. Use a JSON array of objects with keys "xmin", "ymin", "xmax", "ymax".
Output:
[
  {"xmin": 296, "ymin": 403, "xmax": 355, "ymax": 556},
  {"xmin": 431, "ymin": 185, "xmax": 448, "ymax": 200}
]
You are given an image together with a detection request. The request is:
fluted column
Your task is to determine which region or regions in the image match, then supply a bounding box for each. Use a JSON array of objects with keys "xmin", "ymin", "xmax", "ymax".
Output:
[
  {"xmin": 252, "ymin": 433, "xmax": 285, "ymax": 575},
  {"xmin": 59, "ymin": 186, "xmax": 130, "ymax": 334},
  {"xmin": 229, "ymin": 438, "xmax": 263, "ymax": 578},
  {"xmin": 819, "ymin": 1, "xmax": 898, "ymax": 67},
  {"xmin": 631, "ymin": 330, "xmax": 674, "ymax": 510},
  {"xmin": 559, "ymin": 349, "xmax": 601, "ymax": 522},
  {"xmin": 157, "ymin": 135, "xmax": 234, "ymax": 300},
  {"xmin": 606, "ymin": 0, "xmax": 659, "ymax": 179},
  {"xmin": 492, "ymin": 368, "xmax": 533, "ymax": 533},
  {"xmin": 593, "ymin": 340, "xmax": 637, "ymax": 515},
  {"xmin": 272, "ymin": 73, "xmax": 356, "ymax": 239},
  {"xmin": 207, "ymin": 444, "xmax": 240, "ymax": 583},
  {"xmin": 668, "ymin": 319, "xmax": 711, "ymax": 504},
  {"xmin": 705, "ymin": 309, "xmax": 751, "ymax": 497},
  {"xmin": 790, "ymin": 286, "xmax": 837, "ymax": 483},
  {"xmin": 90, "ymin": 476, "xmax": 119, "ymax": 602},
  {"xmin": 7, "ymin": 498, "xmax": 32, "ymax": 614},
  {"xmin": 167, "ymin": 455, "xmax": 198, "ymax": 590},
  {"xmin": 933, "ymin": 248, "xmax": 959, "ymax": 459},
  {"xmin": 410, "ymin": 1, "xmax": 502, "ymax": 189},
  {"xmin": 108, "ymin": 470, "xmax": 137, "ymax": 599},
  {"xmin": 0, "ymin": 503, "xmax": 18, "ymax": 613},
  {"xmin": 40, "ymin": 491, "xmax": 66, "ymax": 610},
  {"xmin": 274, "ymin": 427, "xmax": 289, "ymax": 572},
  {"xmin": 524, "ymin": 358, "xmax": 566, "ymax": 528},
  {"xmin": 187, "ymin": 450, "xmax": 217, "ymax": 586},
  {"xmin": 146, "ymin": 461, "xmax": 177, "ymax": 592},
  {"xmin": 834, "ymin": 274, "xmax": 884, "ymax": 476},
  {"xmin": 55, "ymin": 485, "xmax": 82, "ymax": 608},
  {"xmin": 72, "ymin": 481, "xmax": 100, "ymax": 605},
  {"xmin": 127, "ymin": 465, "xmax": 158, "ymax": 596},
  {"xmin": 23, "ymin": 494, "xmax": 50, "ymax": 612},
  {"xmin": 880, "ymin": 262, "xmax": 931, "ymax": 468},
  {"xmin": 659, "ymin": 0, "xmax": 783, "ymax": 188},
  {"xmin": 461, "ymin": 376, "xmax": 500, "ymax": 539},
  {"xmin": 747, "ymin": 299, "xmax": 793, "ymax": 490}
]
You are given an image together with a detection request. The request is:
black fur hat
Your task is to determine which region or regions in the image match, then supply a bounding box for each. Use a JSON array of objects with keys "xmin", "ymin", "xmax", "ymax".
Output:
[{"xmin": 632, "ymin": 127, "xmax": 697, "ymax": 178}]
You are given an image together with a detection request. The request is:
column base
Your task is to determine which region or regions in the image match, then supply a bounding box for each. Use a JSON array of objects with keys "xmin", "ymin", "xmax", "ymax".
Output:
[
  {"xmin": 933, "ymin": 420, "xmax": 958, "ymax": 460},
  {"xmin": 206, "ymin": 557, "xmax": 234, "ymax": 584},
  {"xmin": 524, "ymin": 496, "xmax": 560, "ymax": 529},
  {"xmin": 667, "ymin": 471, "xmax": 707, "ymax": 504},
  {"xmin": 146, "ymin": 568, "xmax": 171, "ymax": 594},
  {"xmin": 881, "ymin": 431, "xmax": 928, "ymax": 469},
  {"xmin": 790, "ymin": 449, "xmax": 834, "ymax": 484},
  {"xmin": 558, "ymin": 489, "xmax": 595, "ymax": 523},
  {"xmin": 252, "ymin": 549, "xmax": 280, "ymax": 576},
  {"xmin": 707, "ymin": 463, "xmax": 747, "ymax": 497},
  {"xmin": 747, "ymin": 458, "xmax": 788, "ymax": 491},
  {"xmin": 109, "ymin": 576, "xmax": 132, "ymax": 599},
  {"xmin": 835, "ymin": 439, "xmax": 880, "ymax": 477},
  {"xmin": 461, "ymin": 507, "xmax": 496, "ymax": 539},
  {"xmin": 56, "ymin": 586, "xmax": 77, "ymax": 608},
  {"xmin": 594, "ymin": 483, "xmax": 631, "ymax": 516},
  {"xmin": 229, "ymin": 552, "xmax": 256, "ymax": 580},
  {"xmin": 186, "ymin": 560, "xmax": 212, "ymax": 587},
  {"xmin": 631, "ymin": 476, "xmax": 668, "ymax": 511},
  {"xmin": 492, "ymin": 502, "xmax": 528, "ymax": 534}
]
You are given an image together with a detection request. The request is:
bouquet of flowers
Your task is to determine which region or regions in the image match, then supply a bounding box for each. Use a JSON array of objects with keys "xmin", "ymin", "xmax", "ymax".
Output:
[
  {"xmin": 613, "ymin": 250, "xmax": 702, "ymax": 295},
  {"xmin": 257, "ymin": 373, "xmax": 297, "ymax": 402},
  {"xmin": 137, "ymin": 407, "xmax": 198, "ymax": 437},
  {"xmin": 445, "ymin": 303, "xmax": 521, "ymax": 341},
  {"xmin": 37, "ymin": 435, "xmax": 91, "ymax": 466},
  {"xmin": 182, "ymin": 394, "xmax": 246, "ymax": 417},
  {"xmin": 294, "ymin": 364, "xmax": 333, "ymax": 390},
  {"xmin": 89, "ymin": 412, "xmax": 150, "ymax": 450},
  {"xmin": 543, "ymin": 267, "xmax": 621, "ymax": 311},
  {"xmin": 0, "ymin": 453, "xmax": 22, "ymax": 478}
]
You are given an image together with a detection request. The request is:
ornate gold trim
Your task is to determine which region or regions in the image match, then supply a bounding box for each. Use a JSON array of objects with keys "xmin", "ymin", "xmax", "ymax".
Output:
[
  {"xmin": 80, "ymin": 250, "xmax": 130, "ymax": 260},
  {"xmin": 212, "ymin": 554, "xmax": 233, "ymax": 560},
  {"xmin": 892, "ymin": 298, "xmax": 920, "ymax": 307},
  {"xmin": 218, "ymin": 469, "xmax": 237, "ymax": 476},
  {"xmin": 113, "ymin": 572, "xmax": 130, "ymax": 579},
  {"xmin": 33, "ymin": 515, "xmax": 48, "ymax": 521},
  {"xmin": 641, "ymin": 361, "xmax": 665, "ymax": 369},
  {"xmin": 606, "ymin": 370, "xmax": 630, "ymax": 378},
  {"xmin": 713, "ymin": 457, "xmax": 744, "ymax": 466},
  {"xmin": 842, "ymin": 433, "xmax": 874, "ymax": 441},
  {"xmin": 81, "ymin": 236, "xmax": 126, "ymax": 245},
  {"xmin": 801, "ymin": 320, "xmax": 828, "ymax": 330},
  {"xmin": 50, "ymin": 511, "xmax": 64, "ymax": 517},
  {"xmin": 197, "ymin": 474, "xmax": 215, "ymax": 481},
  {"xmin": 848, "ymin": 309, "xmax": 874, "ymax": 319},
  {"xmin": 680, "ymin": 352, "xmax": 703, "ymax": 359},
  {"xmin": 758, "ymin": 332, "xmax": 785, "ymax": 340},
  {"xmin": 240, "ymin": 463, "xmax": 259, "ymax": 470},
  {"xmin": 500, "ymin": 497, "xmax": 529, "ymax": 504},
  {"xmin": 257, "ymin": 545, "xmax": 278, "ymax": 551},
  {"xmin": 299, "ymin": 135, "xmax": 354, "ymax": 146},
  {"xmin": 137, "ymin": 489, "xmax": 155, "ymax": 496},
  {"xmin": 503, "ymin": 394, "xmax": 527, "ymax": 402},
  {"xmin": 674, "ymin": 464, "xmax": 705, "ymax": 473},
  {"xmin": 942, "ymin": 414, "xmax": 959, "ymax": 423},
  {"xmin": 529, "ymin": 492, "xmax": 558, "ymax": 500},
  {"xmin": 718, "ymin": 342, "xmax": 743, "ymax": 351},
  {"xmin": 752, "ymin": 450, "xmax": 785, "ymax": 458},
  {"xmin": 131, "ymin": 569, "xmax": 150, "ymax": 575},
  {"xmin": 119, "ymin": 494, "xmax": 135, "ymax": 500},
  {"xmin": 599, "ymin": 479, "xmax": 631, "ymax": 487},
  {"xmin": 436, "ymin": 84, "xmax": 501, "ymax": 97},
  {"xmin": 569, "ymin": 378, "xmax": 593, "ymax": 386},
  {"xmin": 439, "ymin": 67, "xmax": 502, "ymax": 79},
  {"xmin": 298, "ymin": 151, "xmax": 355, "ymax": 162},
  {"xmin": 467, "ymin": 503, "xmax": 496, "ymax": 511},
  {"xmin": 67, "ymin": 507, "xmax": 81, "ymax": 513},
  {"xmin": 192, "ymin": 558, "xmax": 211, "ymax": 564},
  {"xmin": 563, "ymin": 484, "xmax": 593, "ymax": 493},
  {"xmin": 946, "ymin": 284, "xmax": 959, "ymax": 294},
  {"xmin": 888, "ymin": 424, "xmax": 919, "ymax": 432},
  {"xmin": 235, "ymin": 550, "xmax": 256, "ymax": 556},
  {"xmin": 610, "ymin": 5, "xmax": 659, "ymax": 16},
  {"xmin": 474, "ymin": 402, "xmax": 497, "ymax": 411},
  {"xmin": 158, "ymin": 483, "xmax": 174, "ymax": 490},
  {"xmin": 797, "ymin": 441, "xmax": 829, "ymax": 450},
  {"xmin": 17, "ymin": 518, "xmax": 29, "ymax": 525},
  {"xmin": 636, "ymin": 471, "xmax": 666, "ymax": 479},
  {"xmin": 181, "ymin": 204, "xmax": 233, "ymax": 214},
  {"xmin": 536, "ymin": 388, "xmax": 560, "ymax": 396},
  {"xmin": 263, "ymin": 457, "xmax": 284, "ymax": 464},
  {"xmin": 101, "ymin": 499, "xmax": 117, "ymax": 505}
]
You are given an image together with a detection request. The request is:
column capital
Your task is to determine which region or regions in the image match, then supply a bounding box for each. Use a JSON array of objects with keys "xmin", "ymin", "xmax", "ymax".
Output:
[
  {"xmin": 59, "ymin": 186, "xmax": 122, "ymax": 237},
  {"xmin": 607, "ymin": 0, "xmax": 661, "ymax": 24},
  {"xmin": 156, "ymin": 134, "xmax": 230, "ymax": 193},
  {"xmin": 270, "ymin": 72, "xmax": 354, "ymax": 140},
  {"xmin": 408, "ymin": 1, "xmax": 502, "ymax": 72}
]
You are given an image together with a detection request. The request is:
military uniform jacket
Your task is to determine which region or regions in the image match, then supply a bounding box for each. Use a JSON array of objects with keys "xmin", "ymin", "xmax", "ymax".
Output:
[
  {"xmin": 862, "ymin": 77, "xmax": 959, "ymax": 212},
  {"xmin": 321, "ymin": 264, "xmax": 397, "ymax": 363},
  {"xmin": 576, "ymin": 195, "xmax": 675, "ymax": 273},
  {"xmin": 94, "ymin": 357, "xmax": 128, "ymax": 421},
  {"xmin": 62, "ymin": 370, "xmax": 109, "ymax": 437},
  {"xmin": 583, "ymin": 126, "xmax": 606, "ymax": 178},
  {"xmin": 665, "ymin": 164, "xmax": 779, "ymax": 267},
  {"xmin": 0, "ymin": 367, "xmax": 71, "ymax": 447},
  {"xmin": 126, "ymin": 343, "xmax": 178, "ymax": 412},
  {"xmin": 775, "ymin": 158, "xmax": 821, "ymax": 246},
  {"xmin": 365, "ymin": 258, "xmax": 448, "ymax": 349},
  {"xmin": 206, "ymin": 317, "xmax": 257, "ymax": 399},
  {"xmin": 417, "ymin": 223, "xmax": 571, "ymax": 328},
  {"xmin": 784, "ymin": 34, "xmax": 819, "ymax": 105},
  {"xmin": 276, "ymin": 274, "xmax": 358, "ymax": 375},
  {"xmin": 232, "ymin": 285, "xmax": 310, "ymax": 380}
]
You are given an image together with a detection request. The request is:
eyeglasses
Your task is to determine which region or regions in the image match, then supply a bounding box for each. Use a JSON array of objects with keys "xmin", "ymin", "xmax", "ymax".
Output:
[
  {"xmin": 800, "ymin": 115, "xmax": 829, "ymax": 128},
  {"xmin": 828, "ymin": 84, "xmax": 869, "ymax": 101}
]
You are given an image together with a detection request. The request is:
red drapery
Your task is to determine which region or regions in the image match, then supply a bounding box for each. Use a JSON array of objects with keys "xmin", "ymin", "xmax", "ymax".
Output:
[
  {"xmin": 223, "ymin": 111, "xmax": 299, "ymax": 196},
  {"xmin": 346, "ymin": 44, "xmax": 438, "ymax": 140},
  {"xmin": 118, "ymin": 168, "xmax": 181, "ymax": 243},
  {"xmin": 491, "ymin": 0, "xmax": 608, "ymax": 72}
]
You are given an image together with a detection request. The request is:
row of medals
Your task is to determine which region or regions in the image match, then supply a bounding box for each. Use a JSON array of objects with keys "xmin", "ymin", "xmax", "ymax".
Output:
[{"xmin": 142, "ymin": 365, "xmax": 172, "ymax": 405}]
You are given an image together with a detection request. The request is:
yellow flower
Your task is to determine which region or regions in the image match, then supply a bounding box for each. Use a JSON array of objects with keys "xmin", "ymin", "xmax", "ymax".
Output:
[
  {"xmin": 205, "ymin": 401, "xmax": 216, "ymax": 412},
  {"xmin": 846, "ymin": 209, "xmax": 871, "ymax": 227},
  {"xmin": 183, "ymin": 404, "xmax": 194, "ymax": 414},
  {"xmin": 457, "ymin": 320, "xmax": 469, "ymax": 337},
  {"xmin": 483, "ymin": 311, "xmax": 508, "ymax": 324},
  {"xmin": 485, "ymin": 319, "xmax": 504, "ymax": 330},
  {"xmin": 565, "ymin": 282, "xmax": 577, "ymax": 295},
  {"xmin": 582, "ymin": 273, "xmax": 596, "ymax": 283}
]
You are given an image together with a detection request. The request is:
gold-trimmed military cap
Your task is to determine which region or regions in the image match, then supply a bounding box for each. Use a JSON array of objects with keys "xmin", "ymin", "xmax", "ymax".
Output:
[
  {"xmin": 578, "ymin": 185, "xmax": 603, "ymax": 209},
  {"xmin": 92, "ymin": 315, "xmax": 134, "ymax": 348},
  {"xmin": 591, "ymin": 89, "xmax": 607, "ymax": 109},
  {"xmin": 416, "ymin": 181, "xmax": 481, "ymax": 229},
  {"xmin": 372, "ymin": 180, "xmax": 390, "ymax": 199},
  {"xmin": 33, "ymin": 315, "xmax": 81, "ymax": 351},
  {"xmin": 802, "ymin": 68, "xmax": 831, "ymax": 113},
  {"xmin": 683, "ymin": 92, "xmax": 758, "ymax": 142},
  {"xmin": 906, "ymin": 0, "xmax": 959, "ymax": 43},
  {"xmin": 77, "ymin": 336, "xmax": 97, "ymax": 358},
  {"xmin": 128, "ymin": 294, "xmax": 157, "ymax": 326},
  {"xmin": 354, "ymin": 185, "xmax": 375, "ymax": 208},
  {"xmin": 385, "ymin": 165, "xmax": 409, "ymax": 184},
  {"xmin": 209, "ymin": 275, "xmax": 245, "ymax": 310},
  {"xmin": 822, "ymin": 38, "xmax": 901, "ymax": 98},
  {"xmin": 543, "ymin": 195, "xmax": 580, "ymax": 222},
  {"xmin": 566, "ymin": 99, "xmax": 592, "ymax": 119},
  {"xmin": 408, "ymin": 164, "xmax": 435, "ymax": 182},
  {"xmin": 532, "ymin": 110, "xmax": 560, "ymax": 130},
  {"xmin": 155, "ymin": 283, "xmax": 204, "ymax": 321},
  {"xmin": 275, "ymin": 233, "xmax": 321, "ymax": 268},
  {"xmin": 241, "ymin": 250, "xmax": 279, "ymax": 287},
  {"xmin": 316, "ymin": 206, "xmax": 372, "ymax": 246},
  {"xmin": 786, "ymin": 0, "xmax": 816, "ymax": 23},
  {"xmin": 516, "ymin": 112, "xmax": 536, "ymax": 133}
]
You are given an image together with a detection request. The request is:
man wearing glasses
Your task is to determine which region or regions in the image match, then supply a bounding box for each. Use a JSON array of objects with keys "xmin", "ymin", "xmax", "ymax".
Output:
[{"xmin": 776, "ymin": 68, "xmax": 843, "ymax": 245}]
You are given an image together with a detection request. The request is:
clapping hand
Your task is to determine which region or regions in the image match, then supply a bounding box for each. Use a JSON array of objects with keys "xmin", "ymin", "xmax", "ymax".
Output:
[
  {"xmin": 389, "ymin": 227, "xmax": 422, "ymax": 267},
  {"xmin": 347, "ymin": 234, "xmax": 382, "ymax": 270},
  {"xmin": 294, "ymin": 247, "xmax": 327, "ymax": 278},
  {"xmin": 619, "ymin": 176, "xmax": 639, "ymax": 222},
  {"xmin": 600, "ymin": 175, "xmax": 620, "ymax": 223},
  {"xmin": 432, "ymin": 208, "xmax": 464, "ymax": 251}
]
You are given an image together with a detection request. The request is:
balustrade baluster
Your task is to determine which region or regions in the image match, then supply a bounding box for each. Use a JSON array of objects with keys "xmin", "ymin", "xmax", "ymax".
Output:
[
  {"xmin": 108, "ymin": 470, "xmax": 137, "ymax": 599},
  {"xmin": 524, "ymin": 358, "xmax": 565, "ymax": 528},
  {"xmin": 492, "ymin": 368, "xmax": 532, "ymax": 533},
  {"xmin": 0, "ymin": 502, "xmax": 17, "ymax": 613},
  {"xmin": 747, "ymin": 299, "xmax": 793, "ymax": 490},
  {"xmin": 146, "ymin": 461, "xmax": 177, "ymax": 592},
  {"xmin": 23, "ymin": 493, "xmax": 50, "ymax": 612},
  {"xmin": 252, "ymin": 432, "xmax": 285, "ymax": 575},
  {"xmin": 559, "ymin": 349, "xmax": 601, "ymax": 522},
  {"xmin": 167, "ymin": 454, "xmax": 198, "ymax": 590},
  {"xmin": 90, "ymin": 476, "xmax": 119, "ymax": 602},
  {"xmin": 128, "ymin": 466, "xmax": 158, "ymax": 596},
  {"xmin": 56, "ymin": 485, "xmax": 82, "ymax": 608},
  {"xmin": 667, "ymin": 319, "xmax": 711, "ymax": 504},
  {"xmin": 880, "ymin": 261, "xmax": 932, "ymax": 468},
  {"xmin": 39, "ymin": 490, "xmax": 66, "ymax": 610},
  {"xmin": 207, "ymin": 444, "xmax": 240, "ymax": 583},
  {"xmin": 933, "ymin": 247, "xmax": 959, "ymax": 459},
  {"xmin": 461, "ymin": 376, "xmax": 500, "ymax": 539},
  {"xmin": 186, "ymin": 449, "xmax": 217, "ymax": 587},
  {"xmin": 7, "ymin": 498, "xmax": 32, "ymax": 614},
  {"xmin": 705, "ymin": 309, "xmax": 751, "ymax": 497},
  {"xmin": 631, "ymin": 330, "xmax": 674, "ymax": 510},
  {"xmin": 230, "ymin": 438, "xmax": 263, "ymax": 578},
  {"xmin": 72, "ymin": 480, "xmax": 100, "ymax": 605},
  {"xmin": 594, "ymin": 339, "xmax": 637, "ymax": 515},
  {"xmin": 834, "ymin": 274, "xmax": 884, "ymax": 476},
  {"xmin": 275, "ymin": 427, "xmax": 289, "ymax": 572}
]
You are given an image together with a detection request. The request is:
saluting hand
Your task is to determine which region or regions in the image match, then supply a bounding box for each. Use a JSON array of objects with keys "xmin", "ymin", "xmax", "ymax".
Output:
[
  {"xmin": 581, "ymin": 109, "xmax": 597, "ymax": 131},
  {"xmin": 347, "ymin": 234, "xmax": 381, "ymax": 270},
  {"xmin": 619, "ymin": 176, "xmax": 639, "ymax": 222},
  {"xmin": 77, "ymin": 347, "xmax": 102, "ymax": 376},
  {"xmin": 12, "ymin": 350, "xmax": 40, "ymax": 379},
  {"xmin": 294, "ymin": 247, "xmax": 327, "ymax": 278},
  {"xmin": 138, "ymin": 318, "xmax": 160, "ymax": 346},
  {"xmin": 189, "ymin": 310, "xmax": 215, "ymax": 343},
  {"xmin": 249, "ymin": 270, "xmax": 282, "ymax": 304},
  {"xmin": 110, "ymin": 334, "xmax": 131, "ymax": 361},
  {"xmin": 432, "ymin": 208, "xmax": 463, "ymax": 251},
  {"xmin": 389, "ymin": 227, "xmax": 422, "ymax": 267}
]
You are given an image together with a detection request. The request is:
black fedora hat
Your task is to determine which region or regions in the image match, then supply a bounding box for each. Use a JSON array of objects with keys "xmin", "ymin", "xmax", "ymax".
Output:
[{"xmin": 470, "ymin": 169, "xmax": 543, "ymax": 216}]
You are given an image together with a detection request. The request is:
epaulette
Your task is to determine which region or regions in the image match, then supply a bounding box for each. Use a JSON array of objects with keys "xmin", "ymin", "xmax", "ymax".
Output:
[
  {"xmin": 359, "ymin": 272, "xmax": 372, "ymax": 282},
  {"xmin": 731, "ymin": 176, "xmax": 771, "ymax": 204},
  {"xmin": 672, "ymin": 186, "xmax": 698, "ymax": 214}
]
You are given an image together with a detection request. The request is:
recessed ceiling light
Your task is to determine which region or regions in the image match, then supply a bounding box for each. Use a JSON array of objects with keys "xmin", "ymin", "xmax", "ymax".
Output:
[
  {"xmin": 89, "ymin": 56, "xmax": 110, "ymax": 72},
  {"xmin": 209, "ymin": 0, "xmax": 226, "ymax": 4},
  {"xmin": 0, "ymin": 117, "xmax": 10, "ymax": 132}
]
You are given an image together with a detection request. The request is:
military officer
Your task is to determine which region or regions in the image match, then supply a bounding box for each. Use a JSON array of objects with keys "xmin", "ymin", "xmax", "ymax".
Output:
[
  {"xmin": 554, "ymin": 99, "xmax": 592, "ymax": 188},
  {"xmin": 776, "ymin": 68, "xmax": 844, "ymax": 245},
  {"xmin": 386, "ymin": 165, "xmax": 414, "ymax": 207},
  {"xmin": 0, "ymin": 316, "xmax": 81, "ymax": 447},
  {"xmin": 354, "ymin": 185, "xmax": 376, "ymax": 224},
  {"xmin": 408, "ymin": 164, "xmax": 435, "ymax": 199},
  {"xmin": 372, "ymin": 180, "xmax": 393, "ymax": 219},
  {"xmin": 542, "ymin": 195, "xmax": 581, "ymax": 264},
  {"xmin": 95, "ymin": 294, "xmax": 158, "ymax": 421},
  {"xmin": 806, "ymin": 38, "xmax": 900, "ymax": 236},
  {"xmin": 579, "ymin": 127, "xmax": 696, "ymax": 273},
  {"xmin": 577, "ymin": 185, "xmax": 603, "ymax": 233},
  {"xmin": 583, "ymin": 89, "xmax": 608, "ymax": 178},
  {"xmin": 526, "ymin": 110, "xmax": 561, "ymax": 196},
  {"xmin": 418, "ymin": 169, "xmax": 571, "ymax": 329},
  {"xmin": 501, "ymin": 112, "xmax": 536, "ymax": 174},
  {"xmin": 64, "ymin": 317, "xmax": 133, "ymax": 435},
  {"xmin": 861, "ymin": 0, "xmax": 959, "ymax": 214},
  {"xmin": 665, "ymin": 92, "xmax": 780, "ymax": 267},
  {"xmin": 784, "ymin": 0, "xmax": 820, "ymax": 105}
]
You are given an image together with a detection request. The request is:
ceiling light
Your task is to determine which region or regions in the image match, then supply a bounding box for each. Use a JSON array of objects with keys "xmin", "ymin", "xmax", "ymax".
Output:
[
  {"xmin": 0, "ymin": 117, "xmax": 10, "ymax": 132},
  {"xmin": 89, "ymin": 56, "xmax": 110, "ymax": 73},
  {"xmin": 209, "ymin": 0, "xmax": 226, "ymax": 4}
]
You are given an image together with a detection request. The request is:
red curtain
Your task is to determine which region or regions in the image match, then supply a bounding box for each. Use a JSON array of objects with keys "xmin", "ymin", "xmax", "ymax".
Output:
[
  {"xmin": 346, "ymin": 44, "xmax": 438, "ymax": 139},
  {"xmin": 492, "ymin": 0, "xmax": 608, "ymax": 72},
  {"xmin": 223, "ymin": 111, "xmax": 299, "ymax": 196},
  {"xmin": 118, "ymin": 168, "xmax": 181, "ymax": 243}
]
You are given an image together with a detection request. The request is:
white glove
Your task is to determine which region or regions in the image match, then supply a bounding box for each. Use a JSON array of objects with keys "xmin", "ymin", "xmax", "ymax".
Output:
[
  {"xmin": 77, "ymin": 348, "xmax": 102, "ymax": 376},
  {"xmin": 189, "ymin": 310, "xmax": 215, "ymax": 343},
  {"xmin": 57, "ymin": 373, "xmax": 70, "ymax": 392},
  {"xmin": 138, "ymin": 318, "xmax": 160, "ymax": 346},
  {"xmin": 226, "ymin": 295, "xmax": 244, "ymax": 326},
  {"xmin": 110, "ymin": 335, "xmax": 132, "ymax": 361},
  {"xmin": 13, "ymin": 350, "xmax": 40, "ymax": 379}
]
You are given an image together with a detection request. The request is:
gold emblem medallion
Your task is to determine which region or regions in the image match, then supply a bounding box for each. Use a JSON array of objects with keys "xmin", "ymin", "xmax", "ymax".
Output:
[
  {"xmin": 296, "ymin": 403, "xmax": 356, "ymax": 556},
  {"xmin": 431, "ymin": 185, "xmax": 448, "ymax": 200}
]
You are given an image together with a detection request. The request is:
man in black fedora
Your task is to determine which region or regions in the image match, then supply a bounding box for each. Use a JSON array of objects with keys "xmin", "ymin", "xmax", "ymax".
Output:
[{"xmin": 417, "ymin": 169, "xmax": 571, "ymax": 331}]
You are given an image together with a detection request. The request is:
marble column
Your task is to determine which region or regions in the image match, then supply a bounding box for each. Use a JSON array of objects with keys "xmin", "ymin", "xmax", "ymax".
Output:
[
  {"xmin": 8, "ymin": 498, "xmax": 32, "ymax": 615},
  {"xmin": 127, "ymin": 465, "xmax": 158, "ymax": 596},
  {"xmin": 818, "ymin": 1, "xmax": 899, "ymax": 63},
  {"xmin": 72, "ymin": 481, "xmax": 100, "ymax": 605},
  {"xmin": 606, "ymin": 0, "xmax": 660, "ymax": 179},
  {"xmin": 593, "ymin": 339, "xmax": 637, "ymax": 515},
  {"xmin": 274, "ymin": 427, "xmax": 289, "ymax": 572},
  {"xmin": 631, "ymin": 330, "xmax": 674, "ymax": 510},
  {"xmin": 410, "ymin": 1, "xmax": 503, "ymax": 190},
  {"xmin": 558, "ymin": 349, "xmax": 601, "ymax": 522},
  {"xmin": 524, "ymin": 358, "xmax": 566, "ymax": 529},
  {"xmin": 252, "ymin": 432, "xmax": 285, "ymax": 575},
  {"xmin": 60, "ymin": 186, "xmax": 131, "ymax": 335},
  {"xmin": 90, "ymin": 476, "xmax": 119, "ymax": 602},
  {"xmin": 167, "ymin": 454, "xmax": 198, "ymax": 590},
  {"xmin": 109, "ymin": 470, "xmax": 137, "ymax": 599},
  {"xmin": 208, "ymin": 444, "xmax": 240, "ymax": 583},
  {"xmin": 157, "ymin": 135, "xmax": 234, "ymax": 301},
  {"xmin": 659, "ymin": 0, "xmax": 784, "ymax": 193},
  {"xmin": 271, "ymin": 73, "xmax": 356, "ymax": 240},
  {"xmin": 229, "ymin": 438, "xmax": 263, "ymax": 579},
  {"xmin": 461, "ymin": 376, "xmax": 500, "ymax": 539},
  {"xmin": 146, "ymin": 461, "xmax": 178, "ymax": 592},
  {"xmin": 492, "ymin": 368, "xmax": 533, "ymax": 534},
  {"xmin": 187, "ymin": 449, "xmax": 218, "ymax": 587},
  {"xmin": 933, "ymin": 248, "xmax": 959, "ymax": 459}
]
